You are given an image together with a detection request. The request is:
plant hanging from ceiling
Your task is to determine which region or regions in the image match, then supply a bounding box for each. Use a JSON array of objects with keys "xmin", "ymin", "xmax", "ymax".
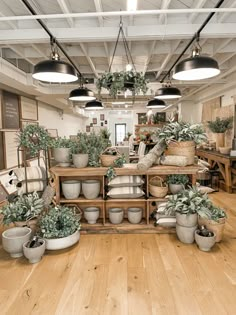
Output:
[{"xmin": 96, "ymin": 18, "xmax": 149, "ymax": 98}]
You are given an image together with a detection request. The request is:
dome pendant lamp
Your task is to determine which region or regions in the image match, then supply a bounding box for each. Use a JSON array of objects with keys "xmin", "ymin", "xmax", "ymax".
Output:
[
  {"xmin": 146, "ymin": 99, "xmax": 166, "ymax": 109},
  {"xmin": 32, "ymin": 40, "xmax": 78, "ymax": 83},
  {"xmin": 155, "ymin": 79, "xmax": 181, "ymax": 100},
  {"xmin": 85, "ymin": 99, "xmax": 104, "ymax": 110},
  {"xmin": 173, "ymin": 46, "xmax": 220, "ymax": 81},
  {"xmin": 69, "ymin": 86, "xmax": 96, "ymax": 102}
]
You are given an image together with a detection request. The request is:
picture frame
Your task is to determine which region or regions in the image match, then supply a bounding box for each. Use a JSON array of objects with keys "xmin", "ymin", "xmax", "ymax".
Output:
[
  {"xmin": 2, "ymin": 91, "xmax": 20, "ymax": 129},
  {"xmin": 137, "ymin": 113, "xmax": 147, "ymax": 125},
  {"xmin": 92, "ymin": 118, "xmax": 97, "ymax": 125},
  {"xmin": 104, "ymin": 120, "xmax": 107, "ymax": 125},
  {"xmin": 4, "ymin": 131, "xmax": 21, "ymax": 169},
  {"xmin": 47, "ymin": 129, "xmax": 58, "ymax": 138},
  {"xmin": 101, "ymin": 122, "xmax": 104, "ymax": 127},
  {"xmin": 0, "ymin": 184, "xmax": 9, "ymax": 203},
  {"xmin": 153, "ymin": 112, "xmax": 166, "ymax": 123},
  {"xmin": 21, "ymin": 120, "xmax": 39, "ymax": 129},
  {"xmin": 86, "ymin": 126, "xmax": 90, "ymax": 132},
  {"xmin": 20, "ymin": 96, "xmax": 38, "ymax": 121},
  {"xmin": 100, "ymin": 114, "xmax": 105, "ymax": 121},
  {"xmin": 0, "ymin": 171, "xmax": 17, "ymax": 194}
]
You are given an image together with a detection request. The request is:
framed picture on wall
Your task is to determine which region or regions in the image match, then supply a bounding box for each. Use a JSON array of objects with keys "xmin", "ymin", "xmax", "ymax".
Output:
[
  {"xmin": 46, "ymin": 129, "xmax": 58, "ymax": 138},
  {"xmin": 137, "ymin": 113, "xmax": 147, "ymax": 125},
  {"xmin": 104, "ymin": 120, "xmax": 107, "ymax": 125},
  {"xmin": 2, "ymin": 91, "xmax": 20, "ymax": 129},
  {"xmin": 153, "ymin": 112, "xmax": 166, "ymax": 123},
  {"xmin": 100, "ymin": 114, "xmax": 105, "ymax": 121},
  {"xmin": 90, "ymin": 123, "xmax": 93, "ymax": 127},
  {"xmin": 86, "ymin": 126, "xmax": 90, "ymax": 132},
  {"xmin": 92, "ymin": 118, "xmax": 97, "ymax": 125},
  {"xmin": 20, "ymin": 96, "xmax": 38, "ymax": 121},
  {"xmin": 101, "ymin": 122, "xmax": 104, "ymax": 127},
  {"xmin": 3, "ymin": 131, "xmax": 20, "ymax": 169}
]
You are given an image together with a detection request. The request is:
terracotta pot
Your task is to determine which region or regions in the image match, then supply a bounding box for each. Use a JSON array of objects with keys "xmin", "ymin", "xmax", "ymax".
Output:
[{"xmin": 198, "ymin": 217, "xmax": 225, "ymax": 242}]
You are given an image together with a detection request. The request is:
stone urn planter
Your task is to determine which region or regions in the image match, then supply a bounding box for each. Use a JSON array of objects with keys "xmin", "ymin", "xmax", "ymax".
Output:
[
  {"xmin": 175, "ymin": 213, "xmax": 198, "ymax": 244},
  {"xmin": 82, "ymin": 180, "xmax": 100, "ymax": 199},
  {"xmin": 84, "ymin": 207, "xmax": 100, "ymax": 224},
  {"xmin": 44, "ymin": 230, "xmax": 80, "ymax": 250},
  {"xmin": 72, "ymin": 153, "xmax": 89, "ymax": 168},
  {"xmin": 195, "ymin": 229, "xmax": 216, "ymax": 251},
  {"xmin": 2, "ymin": 227, "xmax": 32, "ymax": 258},
  {"xmin": 53, "ymin": 148, "xmax": 71, "ymax": 167},
  {"xmin": 23, "ymin": 238, "xmax": 46, "ymax": 263},
  {"xmin": 169, "ymin": 183, "xmax": 184, "ymax": 195},
  {"xmin": 109, "ymin": 208, "xmax": 124, "ymax": 224},
  {"xmin": 62, "ymin": 180, "xmax": 81, "ymax": 199},
  {"xmin": 127, "ymin": 207, "xmax": 142, "ymax": 224}
]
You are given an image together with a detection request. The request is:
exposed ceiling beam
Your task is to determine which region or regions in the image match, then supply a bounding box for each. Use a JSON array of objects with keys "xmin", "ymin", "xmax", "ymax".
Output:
[
  {"xmin": 79, "ymin": 43, "xmax": 99, "ymax": 78},
  {"xmin": 218, "ymin": 0, "xmax": 236, "ymax": 22},
  {"xmin": 159, "ymin": 0, "xmax": 171, "ymax": 24},
  {"xmin": 143, "ymin": 41, "xmax": 156, "ymax": 74},
  {"xmin": 7, "ymin": 45, "xmax": 35, "ymax": 65},
  {"xmin": 189, "ymin": 0, "xmax": 208, "ymax": 23},
  {"xmin": 31, "ymin": 44, "xmax": 48, "ymax": 59},
  {"xmin": 57, "ymin": 0, "xmax": 74, "ymax": 28}
]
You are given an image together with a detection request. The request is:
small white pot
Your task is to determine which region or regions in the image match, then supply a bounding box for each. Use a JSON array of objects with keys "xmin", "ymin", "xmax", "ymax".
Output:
[
  {"xmin": 82, "ymin": 180, "xmax": 100, "ymax": 199},
  {"xmin": 195, "ymin": 230, "xmax": 216, "ymax": 252},
  {"xmin": 127, "ymin": 207, "xmax": 142, "ymax": 224},
  {"xmin": 53, "ymin": 148, "xmax": 71, "ymax": 167},
  {"xmin": 45, "ymin": 230, "xmax": 80, "ymax": 250},
  {"xmin": 23, "ymin": 239, "xmax": 46, "ymax": 263},
  {"xmin": 169, "ymin": 183, "xmax": 184, "ymax": 194},
  {"xmin": 72, "ymin": 153, "xmax": 89, "ymax": 168},
  {"xmin": 2, "ymin": 227, "xmax": 32, "ymax": 258},
  {"xmin": 62, "ymin": 180, "xmax": 81, "ymax": 199},
  {"xmin": 109, "ymin": 208, "xmax": 124, "ymax": 224},
  {"xmin": 84, "ymin": 207, "xmax": 100, "ymax": 224}
]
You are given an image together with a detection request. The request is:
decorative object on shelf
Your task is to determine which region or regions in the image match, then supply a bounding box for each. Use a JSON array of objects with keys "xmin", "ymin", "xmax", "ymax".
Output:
[
  {"xmin": 166, "ymin": 174, "xmax": 189, "ymax": 194},
  {"xmin": 39, "ymin": 205, "xmax": 81, "ymax": 250},
  {"xmin": 51, "ymin": 137, "xmax": 74, "ymax": 167},
  {"xmin": 2, "ymin": 227, "xmax": 32, "ymax": 258},
  {"xmin": 71, "ymin": 132, "xmax": 89, "ymax": 168},
  {"xmin": 23, "ymin": 236, "xmax": 46, "ymax": 263},
  {"xmin": 137, "ymin": 113, "xmax": 147, "ymax": 125},
  {"xmin": 100, "ymin": 147, "xmax": 121, "ymax": 167},
  {"xmin": 108, "ymin": 208, "xmax": 124, "ymax": 224},
  {"xmin": 84, "ymin": 207, "xmax": 100, "ymax": 224},
  {"xmin": 96, "ymin": 18, "xmax": 148, "ymax": 98},
  {"xmin": 219, "ymin": 146, "xmax": 231, "ymax": 155},
  {"xmin": 82, "ymin": 179, "xmax": 101, "ymax": 199},
  {"xmin": 62, "ymin": 180, "xmax": 81, "ymax": 199},
  {"xmin": 127, "ymin": 207, "xmax": 142, "ymax": 224},
  {"xmin": 195, "ymin": 227, "xmax": 216, "ymax": 252},
  {"xmin": 207, "ymin": 116, "xmax": 233, "ymax": 151},
  {"xmin": 149, "ymin": 176, "xmax": 168, "ymax": 198},
  {"xmin": 107, "ymin": 186, "xmax": 145, "ymax": 199}
]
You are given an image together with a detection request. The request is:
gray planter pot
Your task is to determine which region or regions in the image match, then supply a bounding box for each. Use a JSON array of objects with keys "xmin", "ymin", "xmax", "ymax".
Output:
[
  {"xmin": 127, "ymin": 207, "xmax": 142, "ymax": 224},
  {"xmin": 176, "ymin": 213, "xmax": 198, "ymax": 227},
  {"xmin": 84, "ymin": 207, "xmax": 100, "ymax": 224},
  {"xmin": 72, "ymin": 153, "xmax": 89, "ymax": 168},
  {"xmin": 82, "ymin": 180, "xmax": 100, "ymax": 199},
  {"xmin": 53, "ymin": 148, "xmax": 70, "ymax": 167},
  {"xmin": 195, "ymin": 230, "xmax": 216, "ymax": 251},
  {"xmin": 23, "ymin": 239, "xmax": 46, "ymax": 263},
  {"xmin": 169, "ymin": 183, "xmax": 184, "ymax": 194},
  {"xmin": 109, "ymin": 208, "xmax": 124, "ymax": 224},
  {"xmin": 62, "ymin": 180, "xmax": 81, "ymax": 199},
  {"xmin": 176, "ymin": 223, "xmax": 197, "ymax": 244}
]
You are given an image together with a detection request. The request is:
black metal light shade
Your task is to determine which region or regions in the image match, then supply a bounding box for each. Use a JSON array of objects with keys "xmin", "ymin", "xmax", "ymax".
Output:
[
  {"xmin": 146, "ymin": 99, "xmax": 166, "ymax": 109},
  {"xmin": 155, "ymin": 87, "xmax": 181, "ymax": 100},
  {"xmin": 69, "ymin": 87, "xmax": 96, "ymax": 102},
  {"xmin": 32, "ymin": 59, "xmax": 78, "ymax": 83},
  {"xmin": 173, "ymin": 55, "xmax": 220, "ymax": 81},
  {"xmin": 85, "ymin": 100, "xmax": 104, "ymax": 110}
]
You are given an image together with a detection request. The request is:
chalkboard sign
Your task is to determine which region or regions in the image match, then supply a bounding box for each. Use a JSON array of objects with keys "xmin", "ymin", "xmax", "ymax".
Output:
[{"xmin": 2, "ymin": 91, "xmax": 20, "ymax": 129}]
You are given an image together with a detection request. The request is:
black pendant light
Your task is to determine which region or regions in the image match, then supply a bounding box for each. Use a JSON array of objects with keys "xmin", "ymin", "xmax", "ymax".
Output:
[
  {"xmin": 146, "ymin": 99, "xmax": 166, "ymax": 109},
  {"xmin": 155, "ymin": 78, "xmax": 182, "ymax": 100},
  {"xmin": 69, "ymin": 86, "xmax": 96, "ymax": 102},
  {"xmin": 85, "ymin": 100, "xmax": 104, "ymax": 110}
]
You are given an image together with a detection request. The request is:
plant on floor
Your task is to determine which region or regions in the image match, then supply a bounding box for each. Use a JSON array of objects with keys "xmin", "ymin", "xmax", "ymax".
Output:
[
  {"xmin": 0, "ymin": 192, "xmax": 44, "ymax": 225},
  {"xmin": 207, "ymin": 116, "xmax": 233, "ymax": 133},
  {"xmin": 166, "ymin": 174, "xmax": 189, "ymax": 185},
  {"xmin": 39, "ymin": 205, "xmax": 81, "ymax": 238},
  {"xmin": 207, "ymin": 204, "xmax": 227, "ymax": 222}
]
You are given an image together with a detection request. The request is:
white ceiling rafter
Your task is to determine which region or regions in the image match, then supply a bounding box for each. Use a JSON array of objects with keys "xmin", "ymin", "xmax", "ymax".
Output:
[
  {"xmin": 79, "ymin": 43, "xmax": 99, "ymax": 78},
  {"xmin": 57, "ymin": 0, "xmax": 74, "ymax": 28},
  {"xmin": 218, "ymin": 0, "xmax": 236, "ymax": 22},
  {"xmin": 189, "ymin": 0, "xmax": 208, "ymax": 24},
  {"xmin": 7, "ymin": 44, "xmax": 35, "ymax": 65},
  {"xmin": 143, "ymin": 41, "xmax": 157, "ymax": 74},
  {"xmin": 159, "ymin": 0, "xmax": 171, "ymax": 25}
]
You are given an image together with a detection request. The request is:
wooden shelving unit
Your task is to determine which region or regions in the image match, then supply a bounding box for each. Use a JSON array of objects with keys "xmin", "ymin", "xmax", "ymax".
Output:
[{"xmin": 50, "ymin": 165, "xmax": 199, "ymax": 234}]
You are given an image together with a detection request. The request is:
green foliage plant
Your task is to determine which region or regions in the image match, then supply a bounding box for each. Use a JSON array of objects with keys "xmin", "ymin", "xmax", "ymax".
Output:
[
  {"xmin": 0, "ymin": 192, "xmax": 44, "ymax": 225},
  {"xmin": 88, "ymin": 131, "xmax": 110, "ymax": 167},
  {"xmin": 207, "ymin": 116, "xmax": 233, "ymax": 133},
  {"xmin": 70, "ymin": 132, "xmax": 89, "ymax": 154},
  {"xmin": 39, "ymin": 205, "xmax": 81, "ymax": 239},
  {"xmin": 208, "ymin": 204, "xmax": 227, "ymax": 222},
  {"xmin": 106, "ymin": 155, "xmax": 126, "ymax": 181},
  {"xmin": 50, "ymin": 137, "xmax": 74, "ymax": 149},
  {"xmin": 166, "ymin": 174, "xmax": 189, "ymax": 185},
  {"xmin": 17, "ymin": 124, "xmax": 51, "ymax": 157},
  {"xmin": 99, "ymin": 128, "xmax": 111, "ymax": 140}
]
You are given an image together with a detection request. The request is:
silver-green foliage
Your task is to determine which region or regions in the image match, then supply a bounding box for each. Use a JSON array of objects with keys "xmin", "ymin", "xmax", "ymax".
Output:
[
  {"xmin": 88, "ymin": 131, "xmax": 110, "ymax": 167},
  {"xmin": 166, "ymin": 174, "xmax": 189, "ymax": 185},
  {"xmin": 157, "ymin": 121, "xmax": 207, "ymax": 145},
  {"xmin": 51, "ymin": 137, "xmax": 74, "ymax": 149},
  {"xmin": 0, "ymin": 191, "xmax": 44, "ymax": 225},
  {"xmin": 39, "ymin": 205, "xmax": 81, "ymax": 239},
  {"xmin": 207, "ymin": 116, "xmax": 233, "ymax": 133},
  {"xmin": 208, "ymin": 204, "xmax": 227, "ymax": 222}
]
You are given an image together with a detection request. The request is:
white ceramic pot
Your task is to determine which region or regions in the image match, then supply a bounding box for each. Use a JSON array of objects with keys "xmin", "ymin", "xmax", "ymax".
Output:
[
  {"xmin": 72, "ymin": 153, "xmax": 89, "ymax": 168},
  {"xmin": 82, "ymin": 180, "xmax": 100, "ymax": 199},
  {"xmin": 53, "ymin": 148, "xmax": 71, "ymax": 167},
  {"xmin": 23, "ymin": 239, "xmax": 46, "ymax": 263},
  {"xmin": 109, "ymin": 208, "xmax": 124, "ymax": 224},
  {"xmin": 45, "ymin": 230, "xmax": 80, "ymax": 250},
  {"xmin": 62, "ymin": 180, "xmax": 81, "ymax": 199},
  {"xmin": 84, "ymin": 207, "xmax": 100, "ymax": 224},
  {"xmin": 169, "ymin": 183, "xmax": 184, "ymax": 194},
  {"xmin": 127, "ymin": 207, "xmax": 142, "ymax": 224},
  {"xmin": 195, "ymin": 230, "xmax": 216, "ymax": 252},
  {"xmin": 176, "ymin": 224, "xmax": 197, "ymax": 244},
  {"xmin": 2, "ymin": 227, "xmax": 32, "ymax": 258},
  {"xmin": 176, "ymin": 213, "xmax": 198, "ymax": 227}
]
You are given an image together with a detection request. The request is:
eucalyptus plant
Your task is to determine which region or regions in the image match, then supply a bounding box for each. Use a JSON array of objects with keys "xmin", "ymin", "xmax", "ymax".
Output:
[
  {"xmin": 106, "ymin": 155, "xmax": 126, "ymax": 181},
  {"xmin": 0, "ymin": 191, "xmax": 44, "ymax": 225},
  {"xmin": 50, "ymin": 137, "xmax": 74, "ymax": 149},
  {"xmin": 166, "ymin": 174, "xmax": 189, "ymax": 185},
  {"xmin": 207, "ymin": 116, "xmax": 233, "ymax": 133},
  {"xmin": 71, "ymin": 132, "xmax": 90, "ymax": 154},
  {"xmin": 39, "ymin": 205, "xmax": 81, "ymax": 239},
  {"xmin": 88, "ymin": 131, "xmax": 110, "ymax": 167}
]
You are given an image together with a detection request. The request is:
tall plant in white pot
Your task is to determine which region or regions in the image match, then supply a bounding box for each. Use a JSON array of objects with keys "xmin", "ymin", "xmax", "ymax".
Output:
[{"xmin": 71, "ymin": 133, "xmax": 89, "ymax": 168}]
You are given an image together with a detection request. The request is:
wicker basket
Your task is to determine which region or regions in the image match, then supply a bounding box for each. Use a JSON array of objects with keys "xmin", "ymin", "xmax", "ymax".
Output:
[
  {"xmin": 100, "ymin": 147, "xmax": 121, "ymax": 167},
  {"xmin": 149, "ymin": 176, "xmax": 168, "ymax": 198},
  {"xmin": 165, "ymin": 140, "xmax": 195, "ymax": 165}
]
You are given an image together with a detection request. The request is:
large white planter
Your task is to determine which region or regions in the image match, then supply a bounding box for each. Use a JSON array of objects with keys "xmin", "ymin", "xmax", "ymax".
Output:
[
  {"xmin": 127, "ymin": 207, "xmax": 142, "ymax": 224},
  {"xmin": 176, "ymin": 213, "xmax": 198, "ymax": 227},
  {"xmin": 109, "ymin": 208, "xmax": 124, "ymax": 224},
  {"xmin": 82, "ymin": 180, "xmax": 100, "ymax": 199},
  {"xmin": 72, "ymin": 153, "xmax": 89, "ymax": 168},
  {"xmin": 176, "ymin": 224, "xmax": 197, "ymax": 244},
  {"xmin": 44, "ymin": 230, "xmax": 80, "ymax": 250},
  {"xmin": 53, "ymin": 148, "xmax": 71, "ymax": 167},
  {"xmin": 23, "ymin": 239, "xmax": 46, "ymax": 263},
  {"xmin": 62, "ymin": 180, "xmax": 81, "ymax": 199},
  {"xmin": 84, "ymin": 207, "xmax": 100, "ymax": 224},
  {"xmin": 2, "ymin": 227, "xmax": 32, "ymax": 258}
]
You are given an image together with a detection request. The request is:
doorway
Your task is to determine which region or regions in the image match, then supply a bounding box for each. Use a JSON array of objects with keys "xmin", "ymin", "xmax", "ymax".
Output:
[{"xmin": 115, "ymin": 123, "xmax": 126, "ymax": 145}]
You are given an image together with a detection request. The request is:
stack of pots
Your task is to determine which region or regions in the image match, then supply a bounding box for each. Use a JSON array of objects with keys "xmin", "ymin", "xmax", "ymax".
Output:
[{"xmin": 176, "ymin": 213, "xmax": 198, "ymax": 244}]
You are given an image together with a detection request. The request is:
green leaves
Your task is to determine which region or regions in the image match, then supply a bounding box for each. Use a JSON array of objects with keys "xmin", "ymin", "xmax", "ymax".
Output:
[
  {"xmin": 207, "ymin": 116, "xmax": 233, "ymax": 133},
  {"xmin": 166, "ymin": 174, "xmax": 189, "ymax": 185}
]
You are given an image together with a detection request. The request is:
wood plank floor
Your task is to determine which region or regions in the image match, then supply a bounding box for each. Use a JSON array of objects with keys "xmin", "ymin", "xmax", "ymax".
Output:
[{"xmin": 0, "ymin": 191, "xmax": 236, "ymax": 315}]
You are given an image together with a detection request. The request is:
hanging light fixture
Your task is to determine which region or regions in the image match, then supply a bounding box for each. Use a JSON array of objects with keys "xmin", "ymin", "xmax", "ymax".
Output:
[
  {"xmin": 146, "ymin": 99, "xmax": 166, "ymax": 109},
  {"xmin": 155, "ymin": 78, "xmax": 181, "ymax": 100},
  {"xmin": 173, "ymin": 42, "xmax": 220, "ymax": 81},
  {"xmin": 32, "ymin": 39, "xmax": 78, "ymax": 83},
  {"xmin": 69, "ymin": 86, "xmax": 95, "ymax": 102},
  {"xmin": 85, "ymin": 99, "xmax": 104, "ymax": 110}
]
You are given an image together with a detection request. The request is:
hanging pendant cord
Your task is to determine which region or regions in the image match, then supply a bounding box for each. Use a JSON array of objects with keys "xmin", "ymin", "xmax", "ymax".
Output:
[
  {"xmin": 120, "ymin": 26, "xmax": 136, "ymax": 72},
  {"xmin": 108, "ymin": 24, "xmax": 122, "ymax": 72}
]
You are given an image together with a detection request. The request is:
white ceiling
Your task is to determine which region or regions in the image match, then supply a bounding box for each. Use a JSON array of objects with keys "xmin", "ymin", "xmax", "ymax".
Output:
[{"xmin": 0, "ymin": 0, "xmax": 236, "ymax": 112}]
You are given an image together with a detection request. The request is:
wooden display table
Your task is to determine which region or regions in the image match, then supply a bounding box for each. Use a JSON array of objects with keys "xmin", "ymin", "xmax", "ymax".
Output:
[
  {"xmin": 50, "ymin": 164, "xmax": 199, "ymax": 234},
  {"xmin": 196, "ymin": 149, "xmax": 236, "ymax": 193}
]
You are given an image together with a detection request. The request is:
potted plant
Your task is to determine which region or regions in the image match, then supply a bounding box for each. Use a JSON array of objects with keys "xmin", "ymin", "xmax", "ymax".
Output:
[
  {"xmin": 195, "ymin": 226, "xmax": 216, "ymax": 252},
  {"xmin": 23, "ymin": 236, "xmax": 46, "ymax": 263},
  {"xmin": 96, "ymin": 70, "xmax": 148, "ymax": 98},
  {"xmin": 87, "ymin": 131, "xmax": 110, "ymax": 167},
  {"xmin": 0, "ymin": 191, "xmax": 44, "ymax": 231},
  {"xmin": 51, "ymin": 137, "xmax": 74, "ymax": 167},
  {"xmin": 166, "ymin": 174, "xmax": 189, "ymax": 194},
  {"xmin": 71, "ymin": 132, "xmax": 89, "ymax": 168},
  {"xmin": 38, "ymin": 205, "xmax": 81, "ymax": 250},
  {"xmin": 17, "ymin": 124, "xmax": 51, "ymax": 157},
  {"xmin": 157, "ymin": 121, "xmax": 207, "ymax": 165},
  {"xmin": 207, "ymin": 116, "xmax": 233, "ymax": 151},
  {"xmin": 165, "ymin": 186, "xmax": 212, "ymax": 243}
]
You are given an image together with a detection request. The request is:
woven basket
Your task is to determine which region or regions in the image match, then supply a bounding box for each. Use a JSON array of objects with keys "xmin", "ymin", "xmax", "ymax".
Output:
[
  {"xmin": 166, "ymin": 141, "xmax": 195, "ymax": 165},
  {"xmin": 100, "ymin": 147, "xmax": 121, "ymax": 167},
  {"xmin": 149, "ymin": 176, "xmax": 168, "ymax": 198}
]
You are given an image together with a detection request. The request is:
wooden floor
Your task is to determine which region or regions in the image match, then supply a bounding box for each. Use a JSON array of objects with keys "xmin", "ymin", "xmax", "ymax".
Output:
[{"xmin": 1, "ymin": 191, "xmax": 236, "ymax": 315}]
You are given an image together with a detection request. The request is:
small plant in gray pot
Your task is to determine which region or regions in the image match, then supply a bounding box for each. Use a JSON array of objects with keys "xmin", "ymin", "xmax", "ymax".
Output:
[
  {"xmin": 195, "ymin": 226, "xmax": 216, "ymax": 252},
  {"xmin": 51, "ymin": 137, "xmax": 74, "ymax": 167},
  {"xmin": 166, "ymin": 174, "xmax": 189, "ymax": 194},
  {"xmin": 71, "ymin": 132, "xmax": 89, "ymax": 168},
  {"xmin": 165, "ymin": 186, "xmax": 212, "ymax": 244},
  {"xmin": 23, "ymin": 235, "xmax": 46, "ymax": 263}
]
